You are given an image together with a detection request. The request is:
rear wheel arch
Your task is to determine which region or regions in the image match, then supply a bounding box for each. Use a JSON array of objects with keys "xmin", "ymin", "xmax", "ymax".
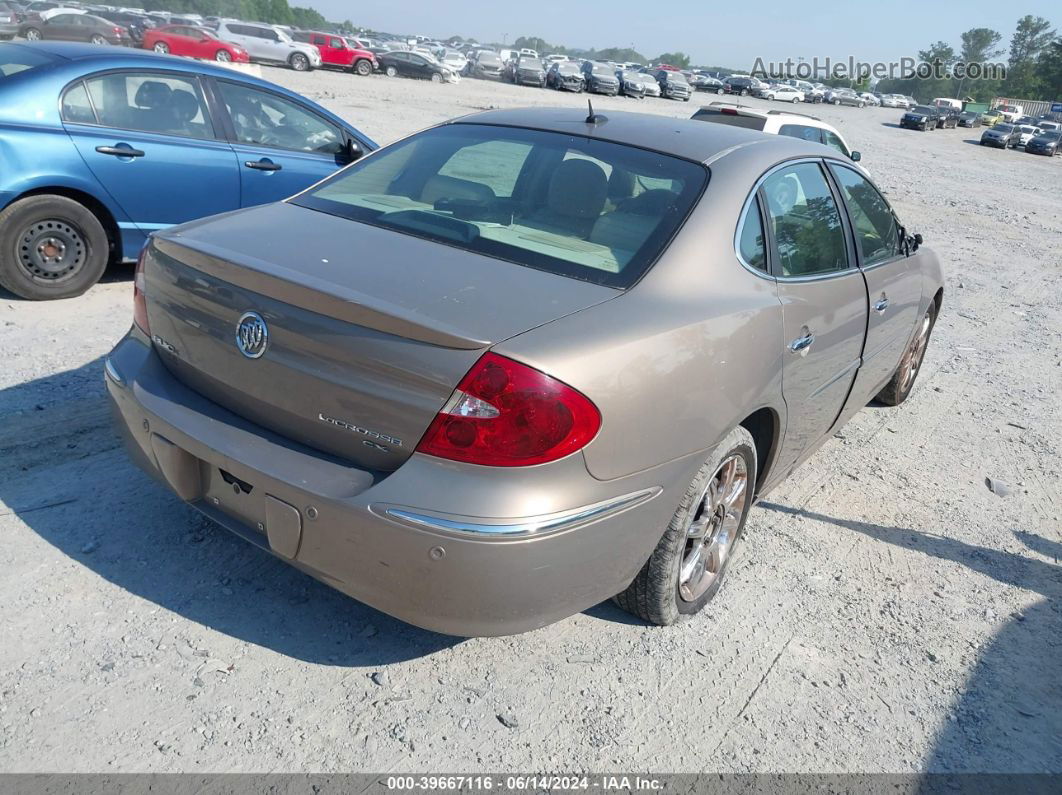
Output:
[
  {"xmin": 9, "ymin": 186, "xmax": 121, "ymax": 265},
  {"xmin": 932, "ymin": 286, "xmax": 944, "ymax": 316},
  {"xmin": 739, "ymin": 407, "xmax": 780, "ymax": 497}
]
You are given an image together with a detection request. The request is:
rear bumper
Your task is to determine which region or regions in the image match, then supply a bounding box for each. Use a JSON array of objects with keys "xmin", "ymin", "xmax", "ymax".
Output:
[
  {"xmin": 105, "ymin": 332, "xmax": 690, "ymax": 636},
  {"xmin": 0, "ymin": 22, "xmax": 18, "ymax": 35}
]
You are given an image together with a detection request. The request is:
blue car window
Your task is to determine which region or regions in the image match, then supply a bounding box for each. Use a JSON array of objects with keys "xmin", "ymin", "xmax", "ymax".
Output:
[
  {"xmin": 216, "ymin": 80, "xmax": 343, "ymax": 155},
  {"xmin": 60, "ymin": 81, "xmax": 96, "ymax": 124},
  {"xmin": 84, "ymin": 72, "xmax": 214, "ymax": 140}
]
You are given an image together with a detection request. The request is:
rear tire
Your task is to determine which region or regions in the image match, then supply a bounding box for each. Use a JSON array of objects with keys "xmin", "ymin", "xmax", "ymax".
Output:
[
  {"xmin": 152, "ymin": 41, "xmax": 169, "ymax": 53},
  {"xmin": 90, "ymin": 34, "xmax": 107, "ymax": 45},
  {"xmin": 353, "ymin": 58, "xmax": 371, "ymax": 76},
  {"xmin": 289, "ymin": 52, "xmax": 309, "ymax": 71},
  {"xmin": 876, "ymin": 305, "xmax": 936, "ymax": 406},
  {"xmin": 613, "ymin": 426, "xmax": 757, "ymax": 626},
  {"xmin": 0, "ymin": 195, "xmax": 109, "ymax": 301},
  {"xmin": 430, "ymin": 72, "xmax": 442, "ymax": 83},
  {"xmin": 24, "ymin": 27, "xmax": 42, "ymax": 40}
]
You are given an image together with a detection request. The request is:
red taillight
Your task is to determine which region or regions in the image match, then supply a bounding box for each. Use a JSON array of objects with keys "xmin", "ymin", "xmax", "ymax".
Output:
[
  {"xmin": 721, "ymin": 107, "xmax": 738, "ymax": 114},
  {"xmin": 416, "ymin": 353, "xmax": 601, "ymax": 467},
  {"xmin": 133, "ymin": 247, "xmax": 149, "ymax": 334},
  {"xmin": 114, "ymin": 26, "xmax": 122, "ymax": 34}
]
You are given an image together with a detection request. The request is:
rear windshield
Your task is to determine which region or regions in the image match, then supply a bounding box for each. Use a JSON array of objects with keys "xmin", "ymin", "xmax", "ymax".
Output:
[
  {"xmin": 0, "ymin": 44, "xmax": 57, "ymax": 78},
  {"xmin": 690, "ymin": 108, "xmax": 766, "ymax": 131},
  {"xmin": 293, "ymin": 124, "xmax": 707, "ymax": 288}
]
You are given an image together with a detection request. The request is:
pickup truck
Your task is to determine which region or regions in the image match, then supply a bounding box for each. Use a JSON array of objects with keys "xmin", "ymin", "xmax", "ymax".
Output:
[{"xmin": 292, "ymin": 31, "xmax": 376, "ymax": 75}]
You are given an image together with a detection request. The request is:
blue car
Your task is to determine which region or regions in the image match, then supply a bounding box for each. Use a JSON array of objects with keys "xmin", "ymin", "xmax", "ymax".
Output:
[{"xmin": 0, "ymin": 42, "xmax": 376, "ymax": 299}]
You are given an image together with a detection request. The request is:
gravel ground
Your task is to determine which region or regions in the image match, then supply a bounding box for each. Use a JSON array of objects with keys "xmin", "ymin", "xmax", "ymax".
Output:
[{"xmin": 1, "ymin": 67, "xmax": 1060, "ymax": 774}]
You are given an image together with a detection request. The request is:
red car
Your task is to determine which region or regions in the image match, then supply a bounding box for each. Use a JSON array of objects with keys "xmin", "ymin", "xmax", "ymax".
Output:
[
  {"xmin": 292, "ymin": 30, "xmax": 376, "ymax": 75},
  {"xmin": 142, "ymin": 25, "xmax": 249, "ymax": 63}
]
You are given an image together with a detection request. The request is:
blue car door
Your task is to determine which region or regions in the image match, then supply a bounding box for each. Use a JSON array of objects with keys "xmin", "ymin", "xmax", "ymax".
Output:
[
  {"xmin": 211, "ymin": 79, "xmax": 352, "ymax": 207},
  {"xmin": 61, "ymin": 71, "xmax": 240, "ymax": 243}
]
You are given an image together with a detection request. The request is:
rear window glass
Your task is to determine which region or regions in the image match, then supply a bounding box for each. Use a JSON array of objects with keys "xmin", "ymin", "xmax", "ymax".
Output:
[
  {"xmin": 691, "ymin": 109, "xmax": 765, "ymax": 131},
  {"xmin": 294, "ymin": 124, "xmax": 707, "ymax": 288},
  {"xmin": 0, "ymin": 45, "xmax": 57, "ymax": 78}
]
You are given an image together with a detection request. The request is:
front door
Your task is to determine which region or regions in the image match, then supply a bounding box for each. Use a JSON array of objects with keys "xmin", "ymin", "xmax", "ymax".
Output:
[
  {"xmin": 762, "ymin": 161, "xmax": 869, "ymax": 474},
  {"xmin": 827, "ymin": 163, "xmax": 923, "ymax": 407},
  {"xmin": 61, "ymin": 71, "xmax": 240, "ymax": 242},
  {"xmin": 212, "ymin": 79, "xmax": 349, "ymax": 207}
]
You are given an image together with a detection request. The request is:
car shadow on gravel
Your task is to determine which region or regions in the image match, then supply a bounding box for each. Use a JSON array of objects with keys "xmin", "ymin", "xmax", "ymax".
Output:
[
  {"xmin": 0, "ymin": 261, "xmax": 135, "ymax": 300},
  {"xmin": 1, "ymin": 358, "xmax": 461, "ymax": 665},
  {"xmin": 762, "ymin": 502, "xmax": 1061, "ymax": 774}
]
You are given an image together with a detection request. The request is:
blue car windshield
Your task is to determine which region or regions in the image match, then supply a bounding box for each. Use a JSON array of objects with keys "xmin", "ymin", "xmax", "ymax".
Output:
[{"xmin": 0, "ymin": 44, "xmax": 58, "ymax": 78}]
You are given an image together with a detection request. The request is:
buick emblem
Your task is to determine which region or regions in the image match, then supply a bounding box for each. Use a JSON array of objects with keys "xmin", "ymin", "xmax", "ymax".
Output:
[{"xmin": 235, "ymin": 311, "xmax": 268, "ymax": 359}]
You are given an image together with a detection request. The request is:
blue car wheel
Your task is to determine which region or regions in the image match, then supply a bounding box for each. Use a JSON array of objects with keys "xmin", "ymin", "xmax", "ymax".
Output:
[{"xmin": 0, "ymin": 195, "xmax": 109, "ymax": 300}]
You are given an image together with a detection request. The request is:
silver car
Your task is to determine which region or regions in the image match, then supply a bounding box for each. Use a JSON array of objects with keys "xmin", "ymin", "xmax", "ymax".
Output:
[
  {"xmin": 214, "ymin": 21, "xmax": 320, "ymax": 71},
  {"xmin": 106, "ymin": 109, "xmax": 943, "ymax": 636}
]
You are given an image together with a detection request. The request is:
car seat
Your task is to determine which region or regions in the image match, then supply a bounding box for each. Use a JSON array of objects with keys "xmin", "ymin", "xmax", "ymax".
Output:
[{"xmin": 524, "ymin": 158, "xmax": 608, "ymax": 239}]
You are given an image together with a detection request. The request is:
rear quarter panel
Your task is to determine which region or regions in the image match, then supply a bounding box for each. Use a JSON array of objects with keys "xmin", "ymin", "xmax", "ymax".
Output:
[{"xmin": 497, "ymin": 150, "xmax": 788, "ymax": 482}]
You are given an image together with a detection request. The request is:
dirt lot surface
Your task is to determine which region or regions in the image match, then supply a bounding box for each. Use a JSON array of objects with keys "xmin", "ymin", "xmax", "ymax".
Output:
[{"xmin": 1, "ymin": 67, "xmax": 1060, "ymax": 774}]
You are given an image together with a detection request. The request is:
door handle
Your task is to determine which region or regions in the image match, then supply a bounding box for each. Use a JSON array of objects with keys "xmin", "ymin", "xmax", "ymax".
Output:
[
  {"xmin": 95, "ymin": 145, "xmax": 145, "ymax": 157},
  {"xmin": 789, "ymin": 330, "xmax": 815, "ymax": 356},
  {"xmin": 873, "ymin": 295, "xmax": 890, "ymax": 313},
  {"xmin": 244, "ymin": 160, "xmax": 282, "ymax": 171}
]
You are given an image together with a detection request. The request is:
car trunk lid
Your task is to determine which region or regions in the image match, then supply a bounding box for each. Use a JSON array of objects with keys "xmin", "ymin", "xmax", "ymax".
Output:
[{"xmin": 142, "ymin": 202, "xmax": 617, "ymax": 471}]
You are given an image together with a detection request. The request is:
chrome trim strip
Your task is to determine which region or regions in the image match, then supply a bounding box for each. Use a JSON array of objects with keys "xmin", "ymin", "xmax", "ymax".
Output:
[
  {"xmin": 808, "ymin": 357, "xmax": 861, "ymax": 399},
  {"xmin": 104, "ymin": 358, "xmax": 123, "ymax": 385},
  {"xmin": 382, "ymin": 487, "xmax": 662, "ymax": 538}
]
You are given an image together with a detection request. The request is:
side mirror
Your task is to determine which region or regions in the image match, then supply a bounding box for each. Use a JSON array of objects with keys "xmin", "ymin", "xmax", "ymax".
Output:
[
  {"xmin": 342, "ymin": 138, "xmax": 362, "ymax": 164},
  {"xmin": 913, "ymin": 233, "xmax": 923, "ymax": 247},
  {"xmin": 849, "ymin": 151, "xmax": 861, "ymax": 162}
]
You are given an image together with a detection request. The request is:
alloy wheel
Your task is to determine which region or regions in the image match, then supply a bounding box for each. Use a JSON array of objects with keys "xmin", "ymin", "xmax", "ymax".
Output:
[
  {"xmin": 216, "ymin": 49, "xmax": 231, "ymax": 62},
  {"xmin": 678, "ymin": 453, "xmax": 749, "ymax": 602},
  {"xmin": 153, "ymin": 42, "xmax": 168, "ymax": 53},
  {"xmin": 898, "ymin": 310, "xmax": 933, "ymax": 393}
]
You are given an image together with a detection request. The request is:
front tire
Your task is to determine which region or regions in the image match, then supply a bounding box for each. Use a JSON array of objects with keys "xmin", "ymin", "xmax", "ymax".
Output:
[
  {"xmin": 792, "ymin": 96, "xmax": 800, "ymax": 103},
  {"xmin": 289, "ymin": 52, "xmax": 309, "ymax": 71},
  {"xmin": 90, "ymin": 34, "xmax": 107, "ymax": 45},
  {"xmin": 614, "ymin": 426, "xmax": 756, "ymax": 625},
  {"xmin": 716, "ymin": 87, "xmax": 724, "ymax": 95},
  {"xmin": 215, "ymin": 49, "xmax": 232, "ymax": 62},
  {"xmin": 385, "ymin": 65, "xmax": 398, "ymax": 77},
  {"xmin": 0, "ymin": 195, "xmax": 110, "ymax": 301},
  {"xmin": 354, "ymin": 58, "xmax": 371, "ymax": 76},
  {"xmin": 876, "ymin": 305, "xmax": 936, "ymax": 406},
  {"xmin": 24, "ymin": 27, "xmax": 42, "ymax": 40},
  {"xmin": 430, "ymin": 72, "xmax": 442, "ymax": 83},
  {"xmin": 153, "ymin": 41, "xmax": 169, "ymax": 54}
]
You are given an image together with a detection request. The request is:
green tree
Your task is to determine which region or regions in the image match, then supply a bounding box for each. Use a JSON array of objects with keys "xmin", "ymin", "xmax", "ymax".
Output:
[
  {"xmin": 960, "ymin": 27, "xmax": 1004, "ymax": 63},
  {"xmin": 655, "ymin": 51, "xmax": 690, "ymax": 68},
  {"xmin": 1039, "ymin": 38, "xmax": 1062, "ymax": 99},
  {"xmin": 1004, "ymin": 15, "xmax": 1055, "ymax": 97}
]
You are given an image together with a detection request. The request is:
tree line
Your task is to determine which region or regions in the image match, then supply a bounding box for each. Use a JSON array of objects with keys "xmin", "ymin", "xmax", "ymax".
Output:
[
  {"xmin": 876, "ymin": 16, "xmax": 1060, "ymax": 102},
  {"xmin": 135, "ymin": 0, "xmax": 354, "ymax": 34}
]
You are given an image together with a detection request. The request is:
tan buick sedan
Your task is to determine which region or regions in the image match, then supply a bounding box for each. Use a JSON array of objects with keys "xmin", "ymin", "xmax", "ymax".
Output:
[{"xmin": 106, "ymin": 108, "xmax": 943, "ymax": 636}]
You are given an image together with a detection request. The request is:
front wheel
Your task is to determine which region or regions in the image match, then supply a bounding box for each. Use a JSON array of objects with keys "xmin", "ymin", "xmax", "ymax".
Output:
[
  {"xmin": 876, "ymin": 305, "xmax": 936, "ymax": 405},
  {"xmin": 385, "ymin": 65, "xmax": 398, "ymax": 77},
  {"xmin": 353, "ymin": 58, "xmax": 372, "ymax": 76},
  {"xmin": 716, "ymin": 87, "xmax": 724, "ymax": 95},
  {"xmin": 430, "ymin": 72, "xmax": 442, "ymax": 83},
  {"xmin": 24, "ymin": 27, "xmax": 42, "ymax": 40},
  {"xmin": 215, "ymin": 48, "xmax": 232, "ymax": 62},
  {"xmin": 152, "ymin": 41, "xmax": 169, "ymax": 54},
  {"xmin": 832, "ymin": 99, "xmax": 841, "ymax": 105},
  {"xmin": 739, "ymin": 89, "xmax": 748, "ymax": 96},
  {"xmin": 614, "ymin": 426, "xmax": 756, "ymax": 625},
  {"xmin": 0, "ymin": 194, "xmax": 110, "ymax": 301},
  {"xmin": 289, "ymin": 52, "xmax": 309, "ymax": 71}
]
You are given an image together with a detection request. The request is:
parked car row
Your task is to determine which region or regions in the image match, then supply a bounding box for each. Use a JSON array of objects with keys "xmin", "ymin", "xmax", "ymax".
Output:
[{"xmin": 892, "ymin": 99, "xmax": 1062, "ymax": 156}]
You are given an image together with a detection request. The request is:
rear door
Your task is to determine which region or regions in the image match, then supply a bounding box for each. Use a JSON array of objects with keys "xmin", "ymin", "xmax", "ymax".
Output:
[
  {"xmin": 760, "ymin": 160, "xmax": 868, "ymax": 474},
  {"xmin": 210, "ymin": 78, "xmax": 353, "ymax": 207},
  {"xmin": 61, "ymin": 71, "xmax": 240, "ymax": 240},
  {"xmin": 827, "ymin": 162, "xmax": 922, "ymax": 404}
]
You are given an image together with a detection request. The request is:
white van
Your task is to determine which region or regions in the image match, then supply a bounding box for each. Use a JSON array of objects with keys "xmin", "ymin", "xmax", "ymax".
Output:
[{"xmin": 932, "ymin": 98, "xmax": 962, "ymax": 112}]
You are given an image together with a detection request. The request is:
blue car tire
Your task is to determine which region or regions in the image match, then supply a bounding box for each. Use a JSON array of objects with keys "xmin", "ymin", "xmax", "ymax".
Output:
[{"xmin": 0, "ymin": 195, "xmax": 109, "ymax": 300}]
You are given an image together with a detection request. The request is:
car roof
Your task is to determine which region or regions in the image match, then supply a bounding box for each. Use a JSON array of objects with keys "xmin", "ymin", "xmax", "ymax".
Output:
[{"xmin": 450, "ymin": 107, "xmax": 831, "ymax": 165}]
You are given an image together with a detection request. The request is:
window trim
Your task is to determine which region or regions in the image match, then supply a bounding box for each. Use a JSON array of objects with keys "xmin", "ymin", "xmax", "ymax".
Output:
[
  {"xmin": 58, "ymin": 69, "xmax": 219, "ymax": 142},
  {"xmin": 732, "ymin": 156, "xmax": 859, "ymax": 283},
  {"xmin": 824, "ymin": 162, "xmax": 904, "ymax": 272},
  {"xmin": 735, "ymin": 193, "xmax": 768, "ymax": 274}
]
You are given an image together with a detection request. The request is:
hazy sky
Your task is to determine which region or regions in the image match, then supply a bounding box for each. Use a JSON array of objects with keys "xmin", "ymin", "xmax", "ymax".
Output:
[{"xmin": 316, "ymin": 0, "xmax": 1057, "ymax": 68}]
